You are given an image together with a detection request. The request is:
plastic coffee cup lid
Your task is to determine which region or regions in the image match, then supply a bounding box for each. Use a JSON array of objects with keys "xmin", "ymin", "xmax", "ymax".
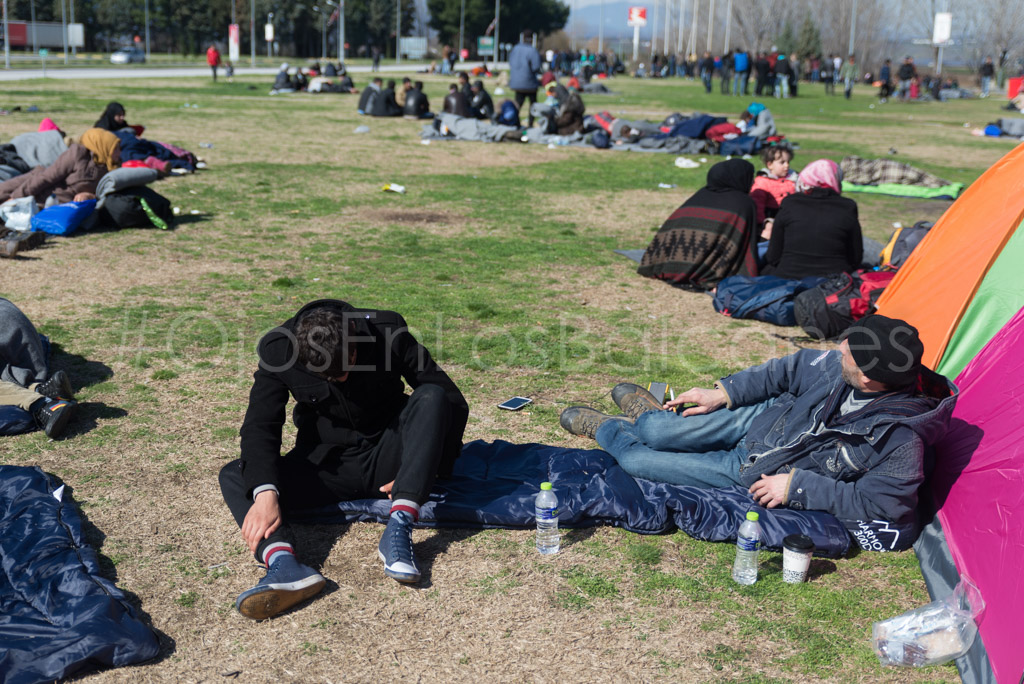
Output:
[{"xmin": 783, "ymin": 534, "xmax": 815, "ymax": 552}]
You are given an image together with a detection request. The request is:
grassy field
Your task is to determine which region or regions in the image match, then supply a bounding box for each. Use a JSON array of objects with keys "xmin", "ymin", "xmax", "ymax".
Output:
[{"xmin": 1, "ymin": 72, "xmax": 1015, "ymax": 682}]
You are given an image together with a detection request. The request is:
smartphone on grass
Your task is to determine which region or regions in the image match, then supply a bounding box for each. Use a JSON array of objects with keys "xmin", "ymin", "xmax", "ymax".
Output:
[{"xmin": 497, "ymin": 396, "xmax": 533, "ymax": 411}]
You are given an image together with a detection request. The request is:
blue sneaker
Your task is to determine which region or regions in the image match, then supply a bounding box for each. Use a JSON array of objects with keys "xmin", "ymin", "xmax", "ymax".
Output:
[
  {"xmin": 235, "ymin": 555, "xmax": 325, "ymax": 620},
  {"xmin": 377, "ymin": 511, "xmax": 421, "ymax": 583}
]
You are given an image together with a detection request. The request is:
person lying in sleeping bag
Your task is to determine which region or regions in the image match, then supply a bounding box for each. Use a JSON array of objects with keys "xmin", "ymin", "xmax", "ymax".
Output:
[
  {"xmin": 559, "ymin": 315, "xmax": 956, "ymax": 528},
  {"xmin": 0, "ymin": 128, "xmax": 120, "ymax": 206},
  {"xmin": 219, "ymin": 300, "xmax": 469, "ymax": 620}
]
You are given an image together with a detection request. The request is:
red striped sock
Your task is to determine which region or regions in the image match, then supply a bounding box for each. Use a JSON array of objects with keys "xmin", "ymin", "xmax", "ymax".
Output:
[
  {"xmin": 390, "ymin": 499, "xmax": 420, "ymax": 521},
  {"xmin": 262, "ymin": 542, "xmax": 294, "ymax": 567}
]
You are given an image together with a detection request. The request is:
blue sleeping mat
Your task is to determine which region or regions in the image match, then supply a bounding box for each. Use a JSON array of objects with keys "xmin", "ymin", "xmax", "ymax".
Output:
[
  {"xmin": 294, "ymin": 440, "xmax": 855, "ymax": 558},
  {"xmin": 0, "ymin": 466, "xmax": 160, "ymax": 684}
]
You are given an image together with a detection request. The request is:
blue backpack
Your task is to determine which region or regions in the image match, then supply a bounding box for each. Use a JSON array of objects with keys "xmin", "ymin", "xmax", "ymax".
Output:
[
  {"xmin": 497, "ymin": 100, "xmax": 520, "ymax": 127},
  {"xmin": 713, "ymin": 275, "xmax": 827, "ymax": 327}
]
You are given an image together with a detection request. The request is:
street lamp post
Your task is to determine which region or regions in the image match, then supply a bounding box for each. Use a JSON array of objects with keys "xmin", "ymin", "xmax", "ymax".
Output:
[
  {"xmin": 144, "ymin": 0, "xmax": 150, "ymax": 61},
  {"xmin": 267, "ymin": 12, "xmax": 273, "ymax": 58},
  {"xmin": 394, "ymin": 0, "xmax": 401, "ymax": 64},
  {"xmin": 250, "ymin": 0, "xmax": 255, "ymax": 66},
  {"xmin": 60, "ymin": 0, "xmax": 67, "ymax": 64}
]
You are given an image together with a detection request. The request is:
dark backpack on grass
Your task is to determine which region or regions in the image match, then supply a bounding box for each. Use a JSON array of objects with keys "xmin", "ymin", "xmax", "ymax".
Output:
[
  {"xmin": 98, "ymin": 186, "xmax": 173, "ymax": 230},
  {"xmin": 880, "ymin": 220, "xmax": 932, "ymax": 269},
  {"xmin": 793, "ymin": 269, "xmax": 897, "ymax": 339}
]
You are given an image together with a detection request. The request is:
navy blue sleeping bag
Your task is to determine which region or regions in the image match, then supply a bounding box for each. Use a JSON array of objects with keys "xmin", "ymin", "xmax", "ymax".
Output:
[
  {"xmin": 0, "ymin": 467, "xmax": 160, "ymax": 684},
  {"xmin": 713, "ymin": 274, "xmax": 827, "ymax": 326},
  {"xmin": 294, "ymin": 440, "xmax": 861, "ymax": 557}
]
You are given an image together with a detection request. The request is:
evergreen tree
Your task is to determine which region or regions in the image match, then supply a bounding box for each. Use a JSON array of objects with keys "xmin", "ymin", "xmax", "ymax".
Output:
[
  {"xmin": 427, "ymin": 0, "xmax": 568, "ymax": 54},
  {"xmin": 796, "ymin": 14, "xmax": 822, "ymax": 59},
  {"xmin": 776, "ymin": 21, "xmax": 797, "ymax": 56}
]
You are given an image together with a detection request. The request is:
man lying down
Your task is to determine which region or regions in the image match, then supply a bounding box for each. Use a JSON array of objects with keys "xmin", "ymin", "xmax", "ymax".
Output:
[{"xmin": 560, "ymin": 315, "xmax": 957, "ymax": 526}]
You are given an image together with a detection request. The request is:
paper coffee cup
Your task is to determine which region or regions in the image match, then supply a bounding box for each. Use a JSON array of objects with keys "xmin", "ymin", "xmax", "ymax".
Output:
[{"xmin": 782, "ymin": 534, "xmax": 815, "ymax": 583}]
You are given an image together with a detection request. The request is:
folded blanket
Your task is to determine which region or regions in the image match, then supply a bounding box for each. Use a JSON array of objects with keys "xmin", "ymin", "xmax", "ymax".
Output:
[{"xmin": 840, "ymin": 156, "xmax": 951, "ymax": 188}]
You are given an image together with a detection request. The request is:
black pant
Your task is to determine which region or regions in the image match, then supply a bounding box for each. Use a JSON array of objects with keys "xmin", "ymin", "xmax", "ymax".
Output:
[
  {"xmin": 514, "ymin": 89, "xmax": 537, "ymax": 127},
  {"xmin": 220, "ymin": 384, "xmax": 453, "ymax": 561},
  {"xmin": 755, "ymin": 74, "xmax": 767, "ymax": 95},
  {"xmin": 211, "ymin": 65, "xmax": 217, "ymax": 81}
]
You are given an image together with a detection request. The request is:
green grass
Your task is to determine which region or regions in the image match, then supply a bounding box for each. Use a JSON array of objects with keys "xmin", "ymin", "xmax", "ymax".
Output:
[{"xmin": 0, "ymin": 72, "xmax": 995, "ymax": 682}]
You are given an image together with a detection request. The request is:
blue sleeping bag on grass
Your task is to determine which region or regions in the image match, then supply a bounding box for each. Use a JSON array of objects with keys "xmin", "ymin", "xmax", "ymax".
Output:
[
  {"xmin": 713, "ymin": 274, "xmax": 827, "ymax": 326},
  {"xmin": 0, "ymin": 466, "xmax": 160, "ymax": 684},
  {"xmin": 294, "ymin": 440, "xmax": 872, "ymax": 557}
]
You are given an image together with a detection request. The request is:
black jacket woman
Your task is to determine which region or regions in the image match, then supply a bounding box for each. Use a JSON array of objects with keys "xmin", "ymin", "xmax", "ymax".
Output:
[{"xmin": 761, "ymin": 159, "xmax": 863, "ymax": 280}]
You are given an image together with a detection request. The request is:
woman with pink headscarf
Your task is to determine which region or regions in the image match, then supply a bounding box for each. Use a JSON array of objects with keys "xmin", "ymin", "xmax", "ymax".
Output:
[{"xmin": 760, "ymin": 158, "xmax": 863, "ymax": 279}]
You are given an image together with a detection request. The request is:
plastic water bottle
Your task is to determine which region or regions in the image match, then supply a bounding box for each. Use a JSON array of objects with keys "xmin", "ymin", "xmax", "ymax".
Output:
[
  {"xmin": 732, "ymin": 511, "xmax": 761, "ymax": 585},
  {"xmin": 535, "ymin": 482, "xmax": 560, "ymax": 555}
]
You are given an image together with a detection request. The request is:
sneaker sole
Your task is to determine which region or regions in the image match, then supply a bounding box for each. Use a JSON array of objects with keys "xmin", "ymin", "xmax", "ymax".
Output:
[
  {"xmin": 236, "ymin": 575, "xmax": 326, "ymax": 620},
  {"xmin": 377, "ymin": 550, "xmax": 421, "ymax": 583}
]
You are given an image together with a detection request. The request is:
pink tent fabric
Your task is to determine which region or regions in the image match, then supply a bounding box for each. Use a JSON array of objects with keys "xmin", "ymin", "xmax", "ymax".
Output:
[{"xmin": 931, "ymin": 306, "xmax": 1024, "ymax": 683}]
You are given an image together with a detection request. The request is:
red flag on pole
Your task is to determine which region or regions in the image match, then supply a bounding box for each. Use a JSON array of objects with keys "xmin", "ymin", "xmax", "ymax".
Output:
[{"xmin": 485, "ymin": 18, "xmax": 496, "ymax": 36}]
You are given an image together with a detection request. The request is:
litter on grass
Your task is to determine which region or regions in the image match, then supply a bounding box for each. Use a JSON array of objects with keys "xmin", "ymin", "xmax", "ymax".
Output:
[
  {"xmin": 675, "ymin": 157, "xmax": 701, "ymax": 169},
  {"xmin": 382, "ymin": 183, "xmax": 406, "ymax": 194},
  {"xmin": 354, "ymin": 125, "xmax": 370, "ymax": 134}
]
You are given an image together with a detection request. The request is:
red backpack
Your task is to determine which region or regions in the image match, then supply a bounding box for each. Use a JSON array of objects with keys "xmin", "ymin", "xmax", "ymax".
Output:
[{"xmin": 793, "ymin": 269, "xmax": 897, "ymax": 340}]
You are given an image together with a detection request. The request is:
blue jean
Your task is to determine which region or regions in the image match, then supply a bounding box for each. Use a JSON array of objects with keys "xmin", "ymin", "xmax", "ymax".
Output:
[
  {"xmin": 982, "ymin": 76, "xmax": 992, "ymax": 96},
  {"xmin": 701, "ymin": 70, "xmax": 712, "ymax": 93},
  {"xmin": 595, "ymin": 400, "xmax": 772, "ymax": 488},
  {"xmin": 732, "ymin": 70, "xmax": 749, "ymax": 95}
]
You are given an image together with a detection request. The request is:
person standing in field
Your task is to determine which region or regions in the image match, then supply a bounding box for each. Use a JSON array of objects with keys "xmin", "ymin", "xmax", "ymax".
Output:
[{"xmin": 207, "ymin": 44, "xmax": 221, "ymax": 82}]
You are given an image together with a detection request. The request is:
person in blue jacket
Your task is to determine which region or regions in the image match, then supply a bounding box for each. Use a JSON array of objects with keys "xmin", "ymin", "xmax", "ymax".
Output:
[
  {"xmin": 559, "ymin": 315, "xmax": 956, "ymax": 526},
  {"xmin": 732, "ymin": 48, "xmax": 750, "ymax": 96},
  {"xmin": 508, "ymin": 30, "xmax": 542, "ymax": 127}
]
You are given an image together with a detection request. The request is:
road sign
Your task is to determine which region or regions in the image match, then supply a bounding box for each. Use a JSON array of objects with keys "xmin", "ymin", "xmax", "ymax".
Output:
[
  {"xmin": 39, "ymin": 48, "xmax": 48, "ymax": 56},
  {"xmin": 932, "ymin": 12, "xmax": 952, "ymax": 46},
  {"xmin": 477, "ymin": 36, "xmax": 494, "ymax": 56},
  {"xmin": 628, "ymin": 6, "xmax": 647, "ymax": 27}
]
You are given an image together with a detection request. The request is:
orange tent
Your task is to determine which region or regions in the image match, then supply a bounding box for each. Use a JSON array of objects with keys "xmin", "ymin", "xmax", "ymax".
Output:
[{"xmin": 874, "ymin": 143, "xmax": 1024, "ymax": 370}]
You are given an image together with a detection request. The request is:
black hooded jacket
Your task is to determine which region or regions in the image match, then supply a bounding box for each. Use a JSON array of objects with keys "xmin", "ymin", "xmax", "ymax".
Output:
[
  {"xmin": 638, "ymin": 159, "xmax": 760, "ymax": 289},
  {"xmin": 94, "ymin": 102, "xmax": 129, "ymax": 131},
  {"xmin": 238, "ymin": 299, "xmax": 469, "ymax": 496}
]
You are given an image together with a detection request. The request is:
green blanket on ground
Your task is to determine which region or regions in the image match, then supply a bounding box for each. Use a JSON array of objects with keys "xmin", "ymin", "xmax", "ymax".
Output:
[{"xmin": 841, "ymin": 181, "xmax": 965, "ymax": 199}]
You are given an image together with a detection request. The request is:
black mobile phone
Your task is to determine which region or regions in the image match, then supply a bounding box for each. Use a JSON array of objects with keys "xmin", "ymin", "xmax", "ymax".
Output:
[{"xmin": 497, "ymin": 396, "xmax": 533, "ymax": 411}]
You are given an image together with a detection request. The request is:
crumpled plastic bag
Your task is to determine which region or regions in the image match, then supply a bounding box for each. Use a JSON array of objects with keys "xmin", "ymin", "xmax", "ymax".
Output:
[
  {"xmin": 0, "ymin": 196, "xmax": 39, "ymax": 231},
  {"xmin": 873, "ymin": 577, "xmax": 984, "ymax": 668}
]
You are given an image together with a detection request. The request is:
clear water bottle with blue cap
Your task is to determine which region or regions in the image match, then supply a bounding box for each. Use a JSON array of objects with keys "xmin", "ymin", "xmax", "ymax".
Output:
[{"xmin": 535, "ymin": 482, "xmax": 560, "ymax": 555}]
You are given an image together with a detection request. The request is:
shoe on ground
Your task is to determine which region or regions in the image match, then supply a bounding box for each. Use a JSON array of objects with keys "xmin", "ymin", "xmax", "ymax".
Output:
[
  {"xmin": 235, "ymin": 555, "xmax": 326, "ymax": 620},
  {"xmin": 33, "ymin": 397, "xmax": 77, "ymax": 438},
  {"xmin": 611, "ymin": 382, "xmax": 663, "ymax": 420},
  {"xmin": 139, "ymin": 198, "xmax": 169, "ymax": 230},
  {"xmin": 36, "ymin": 370, "xmax": 74, "ymax": 400},
  {"xmin": 559, "ymin": 406, "xmax": 631, "ymax": 439},
  {"xmin": 378, "ymin": 510, "xmax": 421, "ymax": 583},
  {"xmin": 0, "ymin": 230, "xmax": 46, "ymax": 258}
]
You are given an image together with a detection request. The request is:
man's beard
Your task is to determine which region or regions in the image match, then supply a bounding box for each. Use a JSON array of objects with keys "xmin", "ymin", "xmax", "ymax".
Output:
[{"xmin": 841, "ymin": 360, "xmax": 864, "ymax": 391}]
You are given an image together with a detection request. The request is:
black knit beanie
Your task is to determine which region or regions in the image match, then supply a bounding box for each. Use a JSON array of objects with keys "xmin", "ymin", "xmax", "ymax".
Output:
[{"xmin": 844, "ymin": 314, "xmax": 924, "ymax": 387}]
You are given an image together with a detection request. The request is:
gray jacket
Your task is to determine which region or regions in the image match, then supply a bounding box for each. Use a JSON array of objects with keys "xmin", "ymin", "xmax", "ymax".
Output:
[
  {"xmin": 718, "ymin": 349, "xmax": 957, "ymax": 524},
  {"xmin": 508, "ymin": 42, "xmax": 541, "ymax": 91},
  {"xmin": 10, "ymin": 130, "xmax": 67, "ymax": 169}
]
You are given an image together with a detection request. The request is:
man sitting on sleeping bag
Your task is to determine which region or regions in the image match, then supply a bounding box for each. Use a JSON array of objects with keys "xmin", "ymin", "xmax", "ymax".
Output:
[
  {"xmin": 220, "ymin": 299, "xmax": 468, "ymax": 620},
  {"xmin": 559, "ymin": 315, "xmax": 956, "ymax": 527}
]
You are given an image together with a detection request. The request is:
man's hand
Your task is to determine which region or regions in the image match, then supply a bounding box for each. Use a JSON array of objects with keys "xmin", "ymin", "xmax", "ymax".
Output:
[
  {"xmin": 379, "ymin": 480, "xmax": 395, "ymax": 499},
  {"xmin": 73, "ymin": 192, "xmax": 96, "ymax": 202},
  {"xmin": 241, "ymin": 490, "xmax": 282, "ymax": 553},
  {"xmin": 749, "ymin": 473, "xmax": 790, "ymax": 508},
  {"xmin": 664, "ymin": 387, "xmax": 727, "ymax": 416}
]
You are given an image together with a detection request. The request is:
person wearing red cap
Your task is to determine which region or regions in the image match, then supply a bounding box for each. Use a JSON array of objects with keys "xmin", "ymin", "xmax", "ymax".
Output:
[{"xmin": 560, "ymin": 315, "xmax": 958, "ymax": 527}]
